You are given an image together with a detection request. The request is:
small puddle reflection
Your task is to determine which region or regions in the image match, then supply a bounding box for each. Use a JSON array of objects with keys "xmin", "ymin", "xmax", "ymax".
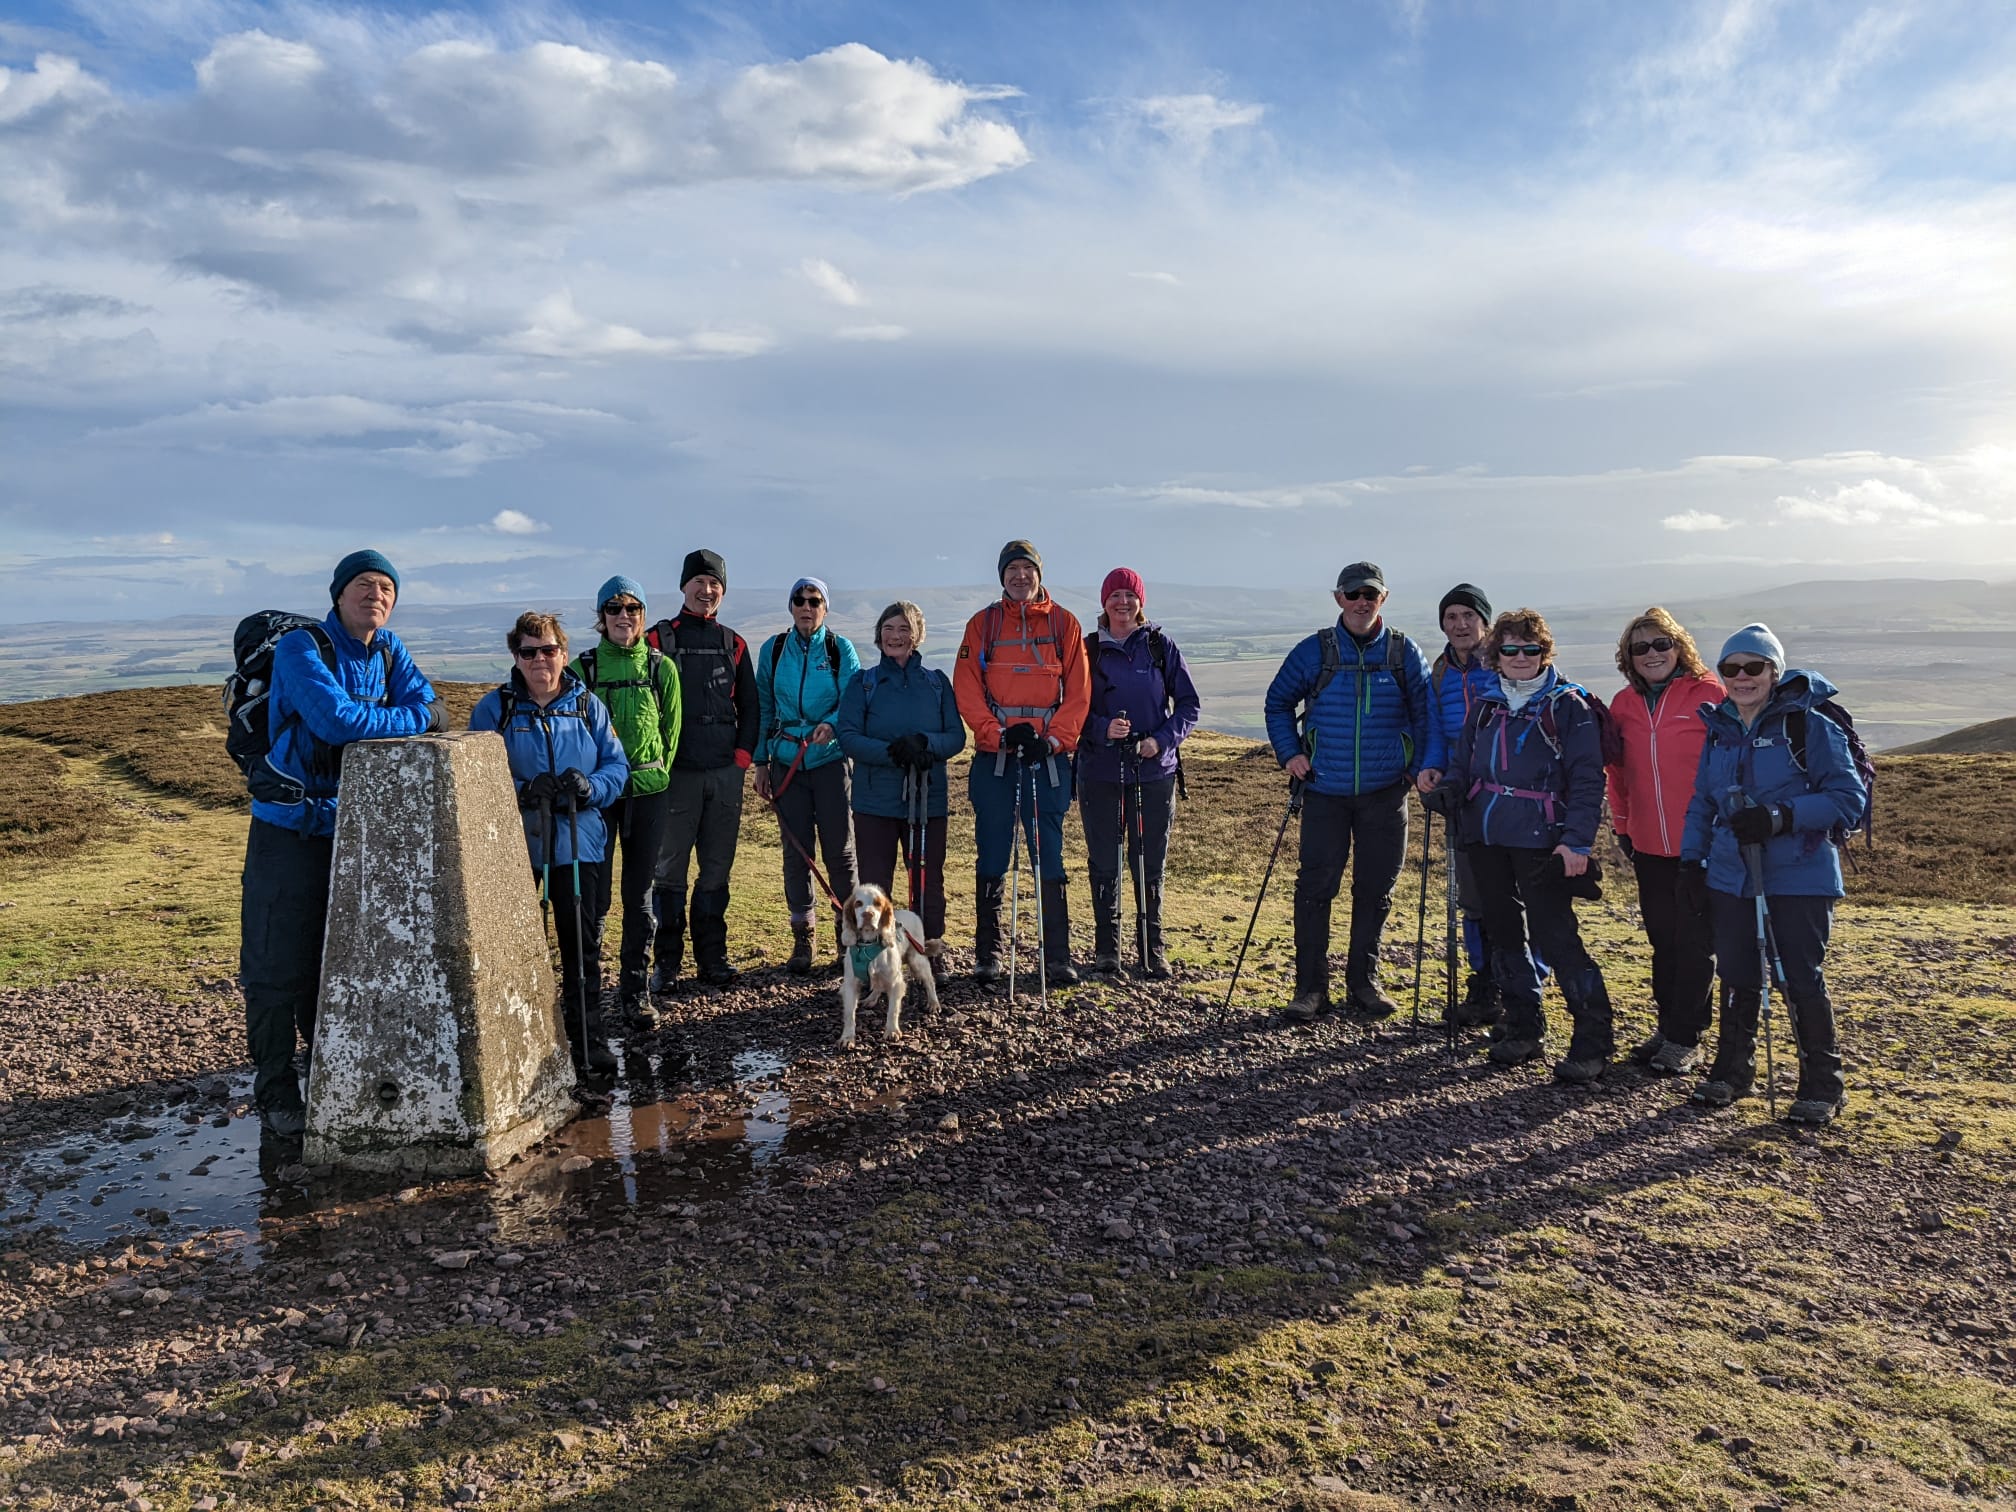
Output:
[{"xmin": 0, "ymin": 1041, "xmax": 871, "ymax": 1262}]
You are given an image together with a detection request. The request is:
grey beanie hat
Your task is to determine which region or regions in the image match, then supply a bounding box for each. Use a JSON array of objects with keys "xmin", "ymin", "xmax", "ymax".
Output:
[{"xmin": 1717, "ymin": 622, "xmax": 1785, "ymax": 669}]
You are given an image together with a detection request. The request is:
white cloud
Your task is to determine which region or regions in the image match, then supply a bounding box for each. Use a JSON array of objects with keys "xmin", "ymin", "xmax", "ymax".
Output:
[
  {"xmin": 488, "ymin": 509, "xmax": 547, "ymax": 535},
  {"xmin": 1127, "ymin": 270, "xmax": 1181, "ymax": 286},
  {"xmin": 800, "ymin": 257, "xmax": 864, "ymax": 307},
  {"xmin": 100, "ymin": 395, "xmax": 542, "ymax": 476},
  {"xmin": 834, "ymin": 323, "xmax": 909, "ymax": 342},
  {"xmin": 1130, "ymin": 93, "xmax": 1264, "ymax": 154},
  {"xmin": 1776, "ymin": 478, "xmax": 1988, "ymax": 529},
  {"xmin": 498, "ymin": 290, "xmax": 769, "ymax": 361},
  {"xmin": 1663, "ymin": 509, "xmax": 1734, "ymax": 532}
]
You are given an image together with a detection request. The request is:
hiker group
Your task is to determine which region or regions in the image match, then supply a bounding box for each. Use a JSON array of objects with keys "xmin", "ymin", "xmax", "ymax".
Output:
[{"xmin": 232, "ymin": 544, "xmax": 1867, "ymax": 1139}]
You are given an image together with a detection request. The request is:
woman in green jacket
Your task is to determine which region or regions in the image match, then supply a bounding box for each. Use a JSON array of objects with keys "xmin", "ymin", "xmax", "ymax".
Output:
[{"xmin": 573, "ymin": 575, "xmax": 683, "ymax": 1029}]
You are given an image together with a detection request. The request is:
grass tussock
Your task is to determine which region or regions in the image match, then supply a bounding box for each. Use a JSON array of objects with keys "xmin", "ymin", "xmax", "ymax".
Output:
[{"xmin": 0, "ymin": 737, "xmax": 117, "ymax": 859}]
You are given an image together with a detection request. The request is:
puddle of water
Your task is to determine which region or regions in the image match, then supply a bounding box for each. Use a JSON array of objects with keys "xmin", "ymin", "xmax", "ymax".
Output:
[{"xmin": 0, "ymin": 1039, "xmax": 870, "ymax": 1260}]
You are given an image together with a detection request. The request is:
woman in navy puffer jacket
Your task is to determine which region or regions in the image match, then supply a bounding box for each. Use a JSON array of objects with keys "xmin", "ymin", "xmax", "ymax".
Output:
[
  {"xmin": 1078, "ymin": 569, "xmax": 1202, "ymax": 977},
  {"xmin": 1431, "ymin": 608, "xmax": 1613, "ymax": 1083},
  {"xmin": 1680, "ymin": 623, "xmax": 1866, "ymax": 1124}
]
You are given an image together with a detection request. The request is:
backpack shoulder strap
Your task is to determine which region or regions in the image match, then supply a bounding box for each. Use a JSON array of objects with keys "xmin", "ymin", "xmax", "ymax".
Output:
[
  {"xmin": 1312, "ymin": 626, "xmax": 1342, "ymax": 703},
  {"xmin": 1786, "ymin": 707, "xmax": 1811, "ymax": 770},
  {"xmin": 766, "ymin": 632, "xmax": 787, "ymax": 682},
  {"xmin": 576, "ymin": 650, "xmax": 599, "ymax": 694},
  {"xmin": 1385, "ymin": 629, "xmax": 1409, "ymax": 673},
  {"xmin": 825, "ymin": 633, "xmax": 842, "ymax": 684}
]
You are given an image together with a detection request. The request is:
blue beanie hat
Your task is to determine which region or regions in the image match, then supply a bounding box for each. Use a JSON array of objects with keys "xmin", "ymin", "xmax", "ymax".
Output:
[
  {"xmin": 789, "ymin": 576, "xmax": 829, "ymax": 606},
  {"xmin": 1717, "ymin": 622, "xmax": 1785, "ymax": 669},
  {"xmin": 330, "ymin": 548, "xmax": 400, "ymax": 604},
  {"xmin": 596, "ymin": 574, "xmax": 646, "ymax": 615}
]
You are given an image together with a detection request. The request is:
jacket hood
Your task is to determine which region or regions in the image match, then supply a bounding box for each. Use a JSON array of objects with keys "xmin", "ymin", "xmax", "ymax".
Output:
[
  {"xmin": 507, "ymin": 666, "xmax": 587, "ymax": 705},
  {"xmin": 1477, "ymin": 663, "xmax": 1561, "ymax": 707},
  {"xmin": 1708, "ymin": 666, "xmax": 1836, "ymax": 727},
  {"xmin": 1097, "ymin": 620, "xmax": 1159, "ymax": 647}
]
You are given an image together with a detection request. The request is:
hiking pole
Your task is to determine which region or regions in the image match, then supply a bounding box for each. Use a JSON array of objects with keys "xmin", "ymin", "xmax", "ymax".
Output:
[
  {"xmin": 1730, "ymin": 787, "xmax": 1782, "ymax": 1118},
  {"xmin": 1026, "ymin": 750, "xmax": 1049, "ymax": 1009},
  {"xmin": 1007, "ymin": 747, "xmax": 1024, "ymax": 1004},
  {"xmin": 1125, "ymin": 735, "xmax": 1149, "ymax": 973},
  {"xmin": 1219, "ymin": 778, "xmax": 1304, "ymax": 1020},
  {"xmin": 564, "ymin": 792, "xmax": 592, "ymax": 1075},
  {"xmin": 1411, "ymin": 811, "xmax": 1432, "ymax": 1030},
  {"xmin": 1443, "ymin": 816, "xmax": 1460, "ymax": 1055}
]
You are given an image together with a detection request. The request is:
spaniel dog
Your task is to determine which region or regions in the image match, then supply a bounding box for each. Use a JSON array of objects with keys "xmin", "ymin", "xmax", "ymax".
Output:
[{"xmin": 837, "ymin": 883, "xmax": 941, "ymax": 1045}]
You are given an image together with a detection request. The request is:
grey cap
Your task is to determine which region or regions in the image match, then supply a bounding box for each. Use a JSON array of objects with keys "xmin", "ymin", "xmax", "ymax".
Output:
[{"xmin": 1335, "ymin": 561, "xmax": 1386, "ymax": 593}]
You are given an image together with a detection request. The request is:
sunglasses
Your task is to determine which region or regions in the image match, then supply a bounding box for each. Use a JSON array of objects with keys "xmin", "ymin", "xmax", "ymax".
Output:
[
  {"xmin": 791, "ymin": 594, "xmax": 824, "ymax": 608},
  {"xmin": 1497, "ymin": 643, "xmax": 1544, "ymax": 658},
  {"xmin": 1719, "ymin": 659, "xmax": 1771, "ymax": 679},
  {"xmin": 515, "ymin": 644, "xmax": 563, "ymax": 661},
  {"xmin": 601, "ymin": 601, "xmax": 641, "ymax": 617},
  {"xmin": 1339, "ymin": 587, "xmax": 1382, "ymax": 603},
  {"xmin": 1629, "ymin": 636, "xmax": 1676, "ymax": 657}
]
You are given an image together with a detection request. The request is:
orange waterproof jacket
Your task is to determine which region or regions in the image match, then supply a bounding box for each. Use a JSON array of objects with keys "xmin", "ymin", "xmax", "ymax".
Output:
[
  {"xmin": 1606, "ymin": 672, "xmax": 1724, "ymax": 858},
  {"xmin": 955, "ymin": 592, "xmax": 1091, "ymax": 755}
]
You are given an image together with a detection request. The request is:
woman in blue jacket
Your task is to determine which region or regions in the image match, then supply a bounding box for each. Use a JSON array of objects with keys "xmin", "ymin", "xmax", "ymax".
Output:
[
  {"xmin": 470, "ymin": 611, "xmax": 631, "ymax": 1077},
  {"xmin": 1680, "ymin": 624, "xmax": 1866, "ymax": 1123},
  {"xmin": 836, "ymin": 602, "xmax": 965, "ymax": 948},
  {"xmin": 1078, "ymin": 568, "xmax": 1202, "ymax": 977},
  {"xmin": 1427, "ymin": 608, "xmax": 1613, "ymax": 1081}
]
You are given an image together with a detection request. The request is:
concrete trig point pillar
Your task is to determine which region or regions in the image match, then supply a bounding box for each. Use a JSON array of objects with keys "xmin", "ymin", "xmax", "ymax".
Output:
[{"xmin": 304, "ymin": 731, "xmax": 577, "ymax": 1174}]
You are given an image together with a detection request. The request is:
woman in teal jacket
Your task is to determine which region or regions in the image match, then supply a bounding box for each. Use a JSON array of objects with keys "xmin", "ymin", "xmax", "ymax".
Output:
[
  {"xmin": 1680, "ymin": 624, "xmax": 1866, "ymax": 1123},
  {"xmin": 470, "ymin": 611, "xmax": 631, "ymax": 1077},
  {"xmin": 837, "ymin": 601, "xmax": 966, "ymax": 946},
  {"xmin": 752, "ymin": 577, "xmax": 862, "ymax": 972}
]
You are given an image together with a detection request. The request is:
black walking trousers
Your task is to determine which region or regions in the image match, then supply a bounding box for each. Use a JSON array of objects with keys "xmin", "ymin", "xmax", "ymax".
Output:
[
  {"xmin": 605, "ymin": 788, "xmax": 669, "ymax": 992},
  {"xmin": 240, "ymin": 818, "xmax": 334, "ymax": 1115},
  {"xmin": 1468, "ymin": 842, "xmax": 1611, "ymax": 1054},
  {"xmin": 1292, "ymin": 780, "xmax": 1409, "ymax": 1000},
  {"xmin": 1631, "ymin": 850, "xmax": 1716, "ymax": 1046}
]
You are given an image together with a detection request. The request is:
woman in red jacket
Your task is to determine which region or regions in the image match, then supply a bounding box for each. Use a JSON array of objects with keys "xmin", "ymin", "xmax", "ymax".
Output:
[{"xmin": 1606, "ymin": 609, "xmax": 1724, "ymax": 1075}]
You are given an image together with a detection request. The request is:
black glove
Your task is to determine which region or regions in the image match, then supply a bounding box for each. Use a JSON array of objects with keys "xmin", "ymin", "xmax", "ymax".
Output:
[
  {"xmin": 886, "ymin": 738, "xmax": 914, "ymax": 769},
  {"xmin": 1004, "ymin": 722, "xmax": 1047, "ymax": 758},
  {"xmin": 1678, "ymin": 862, "xmax": 1709, "ymax": 916},
  {"xmin": 423, "ymin": 701, "xmax": 443, "ymax": 733},
  {"xmin": 518, "ymin": 771, "xmax": 556, "ymax": 809},
  {"xmin": 1420, "ymin": 781, "xmax": 1461, "ymax": 818},
  {"xmin": 900, "ymin": 732, "xmax": 932, "ymax": 767},
  {"xmin": 1616, "ymin": 832, "xmax": 1635, "ymax": 861},
  {"xmin": 1729, "ymin": 803, "xmax": 1786, "ymax": 846},
  {"xmin": 556, "ymin": 768, "xmax": 596, "ymax": 812},
  {"xmin": 1544, "ymin": 850, "xmax": 1604, "ymax": 901}
]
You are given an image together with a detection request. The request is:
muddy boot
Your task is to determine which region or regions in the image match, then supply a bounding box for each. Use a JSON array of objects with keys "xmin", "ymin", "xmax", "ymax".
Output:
[
  {"xmin": 1785, "ymin": 992, "xmax": 1846, "ymax": 1124},
  {"xmin": 1342, "ymin": 895, "xmax": 1398, "ymax": 1019},
  {"xmin": 649, "ymin": 886, "xmax": 684, "ymax": 994},
  {"xmin": 1041, "ymin": 877, "xmax": 1080, "ymax": 985},
  {"xmin": 1283, "ymin": 990, "xmax": 1329, "ymax": 1024},
  {"xmin": 1554, "ymin": 968, "xmax": 1614, "ymax": 1083},
  {"xmin": 617, "ymin": 971, "xmax": 657, "ymax": 1033},
  {"xmin": 560, "ymin": 977, "xmax": 619, "ymax": 1078},
  {"xmin": 1091, "ymin": 878, "xmax": 1123, "ymax": 975},
  {"xmin": 973, "ymin": 874, "xmax": 1007, "ymax": 984},
  {"xmin": 1693, "ymin": 986, "xmax": 1760, "ymax": 1107},
  {"xmin": 1456, "ymin": 971, "xmax": 1501, "ymax": 1028},
  {"xmin": 691, "ymin": 888, "xmax": 738, "ymax": 986},
  {"xmin": 1143, "ymin": 885, "xmax": 1171, "ymax": 978},
  {"xmin": 786, "ymin": 923, "xmax": 816, "ymax": 976}
]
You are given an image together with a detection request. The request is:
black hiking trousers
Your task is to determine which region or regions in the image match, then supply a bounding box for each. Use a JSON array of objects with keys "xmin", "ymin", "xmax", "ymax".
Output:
[
  {"xmin": 1631, "ymin": 850, "xmax": 1716, "ymax": 1047},
  {"xmin": 240, "ymin": 818, "xmax": 334, "ymax": 1115},
  {"xmin": 605, "ymin": 788, "xmax": 669, "ymax": 996},
  {"xmin": 1291, "ymin": 780, "xmax": 1409, "ymax": 1001}
]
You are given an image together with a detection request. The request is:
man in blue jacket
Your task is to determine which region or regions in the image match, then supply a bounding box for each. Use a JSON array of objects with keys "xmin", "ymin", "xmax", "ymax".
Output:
[
  {"xmin": 241, "ymin": 550, "xmax": 440, "ymax": 1137},
  {"xmin": 1264, "ymin": 562, "xmax": 1431, "ymax": 1022},
  {"xmin": 753, "ymin": 576, "xmax": 862, "ymax": 973}
]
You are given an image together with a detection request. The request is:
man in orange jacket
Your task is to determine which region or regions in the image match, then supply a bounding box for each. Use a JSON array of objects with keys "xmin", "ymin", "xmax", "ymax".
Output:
[{"xmin": 955, "ymin": 540, "xmax": 1092, "ymax": 985}]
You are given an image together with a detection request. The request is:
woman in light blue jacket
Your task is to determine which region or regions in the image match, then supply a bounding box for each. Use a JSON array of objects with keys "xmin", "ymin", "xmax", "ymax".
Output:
[
  {"xmin": 470, "ymin": 610, "xmax": 630, "ymax": 1076},
  {"xmin": 1680, "ymin": 623, "xmax": 1867, "ymax": 1122}
]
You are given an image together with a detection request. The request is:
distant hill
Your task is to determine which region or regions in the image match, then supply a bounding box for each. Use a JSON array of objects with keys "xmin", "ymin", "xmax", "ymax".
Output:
[{"xmin": 1889, "ymin": 715, "xmax": 2016, "ymax": 754}]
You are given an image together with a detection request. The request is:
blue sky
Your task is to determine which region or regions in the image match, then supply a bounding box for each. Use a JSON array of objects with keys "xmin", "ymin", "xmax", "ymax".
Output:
[{"xmin": 2, "ymin": 0, "xmax": 2013, "ymax": 623}]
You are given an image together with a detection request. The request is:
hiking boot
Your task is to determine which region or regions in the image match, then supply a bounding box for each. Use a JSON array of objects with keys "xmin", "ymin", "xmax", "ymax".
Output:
[
  {"xmin": 1041, "ymin": 878, "xmax": 1079, "ymax": 986},
  {"xmin": 1788, "ymin": 991, "xmax": 1846, "ymax": 1114},
  {"xmin": 1692, "ymin": 1075, "xmax": 1753, "ymax": 1108},
  {"xmin": 1488, "ymin": 1033, "xmax": 1544, "ymax": 1066},
  {"xmin": 1647, "ymin": 1038, "xmax": 1701, "ymax": 1075},
  {"xmin": 1344, "ymin": 981, "xmax": 1400, "ymax": 1021},
  {"xmin": 973, "ymin": 874, "xmax": 1006, "ymax": 984},
  {"xmin": 1091, "ymin": 878, "xmax": 1123, "ymax": 975},
  {"xmin": 1786, "ymin": 1093, "xmax": 1846, "ymax": 1126},
  {"xmin": 1629, "ymin": 1031, "xmax": 1667, "ymax": 1065},
  {"xmin": 649, "ymin": 887, "xmax": 684, "ymax": 992},
  {"xmin": 1142, "ymin": 886, "xmax": 1171, "ymax": 978},
  {"xmin": 691, "ymin": 888, "xmax": 737, "ymax": 985},
  {"xmin": 618, "ymin": 990, "xmax": 658, "ymax": 1034},
  {"xmin": 786, "ymin": 924, "xmax": 816, "ymax": 976},
  {"xmin": 1553, "ymin": 1052, "xmax": 1608, "ymax": 1084},
  {"xmin": 1694, "ymin": 985, "xmax": 1761, "ymax": 1107},
  {"xmin": 1454, "ymin": 972, "xmax": 1501, "ymax": 1027},
  {"xmin": 1283, "ymin": 991, "xmax": 1329, "ymax": 1024},
  {"xmin": 258, "ymin": 1103, "xmax": 306, "ymax": 1139}
]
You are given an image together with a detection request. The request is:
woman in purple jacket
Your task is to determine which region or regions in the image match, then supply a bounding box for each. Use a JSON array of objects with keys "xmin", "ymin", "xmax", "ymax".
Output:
[{"xmin": 1078, "ymin": 569, "xmax": 1202, "ymax": 977}]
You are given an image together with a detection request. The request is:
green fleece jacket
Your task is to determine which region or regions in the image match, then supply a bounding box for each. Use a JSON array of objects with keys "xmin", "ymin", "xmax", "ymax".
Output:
[{"xmin": 574, "ymin": 638, "xmax": 683, "ymax": 798}]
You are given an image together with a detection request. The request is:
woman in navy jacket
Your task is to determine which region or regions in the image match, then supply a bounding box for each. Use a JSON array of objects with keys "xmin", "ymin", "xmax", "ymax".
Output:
[
  {"xmin": 470, "ymin": 611, "xmax": 630, "ymax": 1076},
  {"xmin": 1428, "ymin": 608, "xmax": 1614, "ymax": 1081},
  {"xmin": 1680, "ymin": 623, "xmax": 1866, "ymax": 1123},
  {"xmin": 1077, "ymin": 569, "xmax": 1201, "ymax": 977},
  {"xmin": 836, "ymin": 602, "xmax": 966, "ymax": 947}
]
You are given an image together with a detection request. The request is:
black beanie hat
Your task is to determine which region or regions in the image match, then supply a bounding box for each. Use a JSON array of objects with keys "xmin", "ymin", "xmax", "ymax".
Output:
[
  {"xmin": 682, "ymin": 548, "xmax": 727, "ymax": 588},
  {"xmin": 1438, "ymin": 583, "xmax": 1492, "ymax": 624},
  {"xmin": 998, "ymin": 539, "xmax": 1042, "ymax": 583}
]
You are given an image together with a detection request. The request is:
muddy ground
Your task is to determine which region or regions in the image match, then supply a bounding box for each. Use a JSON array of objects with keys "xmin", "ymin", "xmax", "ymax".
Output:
[{"xmin": 2, "ymin": 934, "xmax": 2013, "ymax": 1511}]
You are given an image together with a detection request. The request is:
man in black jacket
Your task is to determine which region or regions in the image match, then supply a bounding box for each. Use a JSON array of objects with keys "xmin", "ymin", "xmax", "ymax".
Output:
[{"xmin": 647, "ymin": 549, "xmax": 760, "ymax": 987}]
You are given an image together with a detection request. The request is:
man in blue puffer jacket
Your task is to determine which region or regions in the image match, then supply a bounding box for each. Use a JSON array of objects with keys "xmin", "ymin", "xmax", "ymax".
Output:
[
  {"xmin": 470, "ymin": 611, "xmax": 631, "ymax": 1076},
  {"xmin": 1263, "ymin": 562, "xmax": 1431, "ymax": 1022},
  {"xmin": 1417, "ymin": 582, "xmax": 1548, "ymax": 1023},
  {"xmin": 1437, "ymin": 609, "xmax": 1614, "ymax": 1079},
  {"xmin": 753, "ymin": 576, "xmax": 863, "ymax": 973},
  {"xmin": 241, "ymin": 549, "xmax": 441, "ymax": 1138},
  {"xmin": 1680, "ymin": 623, "xmax": 1866, "ymax": 1123}
]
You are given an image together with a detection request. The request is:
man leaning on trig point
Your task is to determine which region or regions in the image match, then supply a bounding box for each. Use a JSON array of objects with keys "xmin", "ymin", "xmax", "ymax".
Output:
[
  {"xmin": 1263, "ymin": 561, "xmax": 1431, "ymax": 1024},
  {"xmin": 954, "ymin": 540, "xmax": 1092, "ymax": 987}
]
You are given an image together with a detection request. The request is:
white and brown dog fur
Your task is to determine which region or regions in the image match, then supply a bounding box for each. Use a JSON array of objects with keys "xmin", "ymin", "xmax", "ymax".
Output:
[{"xmin": 837, "ymin": 883, "xmax": 941, "ymax": 1045}]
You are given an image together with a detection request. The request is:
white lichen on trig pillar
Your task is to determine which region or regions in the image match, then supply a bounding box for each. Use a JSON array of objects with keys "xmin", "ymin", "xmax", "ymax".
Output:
[{"xmin": 304, "ymin": 731, "xmax": 575, "ymax": 1174}]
